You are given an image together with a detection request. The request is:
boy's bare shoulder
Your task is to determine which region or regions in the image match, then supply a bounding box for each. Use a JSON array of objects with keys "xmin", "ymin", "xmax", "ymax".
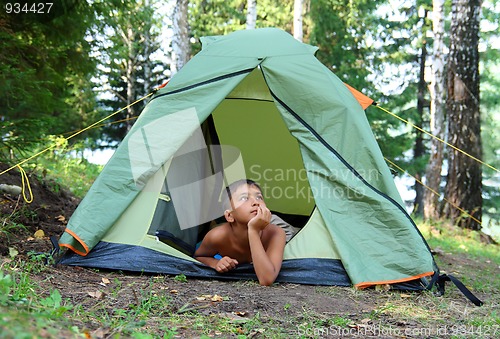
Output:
[
  {"xmin": 263, "ymin": 223, "xmax": 286, "ymax": 240},
  {"xmin": 205, "ymin": 222, "xmax": 231, "ymax": 242}
]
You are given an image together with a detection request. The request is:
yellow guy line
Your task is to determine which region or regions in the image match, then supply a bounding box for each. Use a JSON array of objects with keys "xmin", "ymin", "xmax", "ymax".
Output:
[
  {"xmin": 384, "ymin": 157, "xmax": 482, "ymax": 226},
  {"xmin": 0, "ymin": 93, "xmax": 153, "ymax": 177},
  {"xmin": 62, "ymin": 116, "xmax": 139, "ymax": 137},
  {"xmin": 376, "ymin": 105, "xmax": 499, "ymax": 173},
  {"xmin": 18, "ymin": 165, "xmax": 33, "ymax": 203}
]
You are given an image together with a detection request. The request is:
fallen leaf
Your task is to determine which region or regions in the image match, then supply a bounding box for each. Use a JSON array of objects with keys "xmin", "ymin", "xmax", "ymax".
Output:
[
  {"xmin": 34, "ymin": 229, "xmax": 45, "ymax": 239},
  {"xmin": 251, "ymin": 329, "xmax": 265, "ymax": 335},
  {"xmin": 101, "ymin": 277, "xmax": 110, "ymax": 285},
  {"xmin": 89, "ymin": 328, "xmax": 106, "ymax": 339},
  {"xmin": 400, "ymin": 293, "xmax": 412, "ymax": 298},
  {"xmin": 375, "ymin": 284, "xmax": 390, "ymax": 291},
  {"xmin": 211, "ymin": 294, "xmax": 224, "ymax": 302},
  {"xmin": 8, "ymin": 247, "xmax": 18, "ymax": 259},
  {"xmin": 196, "ymin": 294, "xmax": 219, "ymax": 301},
  {"xmin": 170, "ymin": 289, "xmax": 178, "ymax": 294},
  {"xmin": 55, "ymin": 215, "xmax": 66, "ymax": 222},
  {"xmin": 88, "ymin": 291, "xmax": 104, "ymax": 299},
  {"xmin": 233, "ymin": 311, "xmax": 247, "ymax": 317},
  {"xmin": 220, "ymin": 312, "xmax": 250, "ymax": 323}
]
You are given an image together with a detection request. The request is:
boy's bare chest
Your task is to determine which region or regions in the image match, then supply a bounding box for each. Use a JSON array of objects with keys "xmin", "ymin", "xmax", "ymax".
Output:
[
  {"xmin": 221, "ymin": 232, "xmax": 269, "ymax": 264},
  {"xmin": 222, "ymin": 241, "xmax": 253, "ymax": 263}
]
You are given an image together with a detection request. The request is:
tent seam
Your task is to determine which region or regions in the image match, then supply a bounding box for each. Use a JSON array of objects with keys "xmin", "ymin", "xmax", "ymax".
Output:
[
  {"xmin": 150, "ymin": 68, "xmax": 256, "ymax": 102},
  {"xmin": 260, "ymin": 68, "xmax": 437, "ymax": 276}
]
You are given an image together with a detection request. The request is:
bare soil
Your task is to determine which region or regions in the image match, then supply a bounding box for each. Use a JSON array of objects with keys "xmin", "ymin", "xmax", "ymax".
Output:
[{"xmin": 0, "ymin": 164, "xmax": 496, "ymax": 338}]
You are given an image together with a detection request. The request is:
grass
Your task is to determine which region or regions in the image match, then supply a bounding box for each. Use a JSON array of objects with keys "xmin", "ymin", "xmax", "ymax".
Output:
[
  {"xmin": 0, "ymin": 257, "xmax": 78, "ymax": 338},
  {"xmin": 1, "ymin": 221, "xmax": 499, "ymax": 338},
  {"xmin": 418, "ymin": 220, "xmax": 500, "ymax": 293},
  {"xmin": 1, "ymin": 156, "xmax": 499, "ymax": 337},
  {"xmin": 27, "ymin": 142, "xmax": 104, "ymax": 200}
]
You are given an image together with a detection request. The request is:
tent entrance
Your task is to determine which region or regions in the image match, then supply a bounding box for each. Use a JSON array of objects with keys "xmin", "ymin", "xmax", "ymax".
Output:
[
  {"xmin": 211, "ymin": 68, "xmax": 314, "ymax": 218},
  {"xmin": 146, "ymin": 68, "xmax": 315, "ymax": 253}
]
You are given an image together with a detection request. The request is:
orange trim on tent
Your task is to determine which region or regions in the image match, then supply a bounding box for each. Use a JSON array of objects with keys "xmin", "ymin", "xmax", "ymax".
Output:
[
  {"xmin": 344, "ymin": 83, "xmax": 374, "ymax": 110},
  {"xmin": 59, "ymin": 229, "xmax": 90, "ymax": 256},
  {"xmin": 60, "ymin": 243, "xmax": 88, "ymax": 257},
  {"xmin": 158, "ymin": 80, "xmax": 170, "ymax": 89},
  {"xmin": 354, "ymin": 271, "xmax": 435, "ymax": 289}
]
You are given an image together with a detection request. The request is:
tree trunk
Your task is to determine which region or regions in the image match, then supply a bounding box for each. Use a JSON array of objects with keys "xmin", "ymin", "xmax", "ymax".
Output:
[
  {"xmin": 444, "ymin": 0, "xmax": 482, "ymax": 230},
  {"xmin": 172, "ymin": 0, "xmax": 190, "ymax": 75},
  {"xmin": 293, "ymin": 0, "xmax": 303, "ymax": 42},
  {"xmin": 143, "ymin": 0, "xmax": 152, "ymax": 96},
  {"xmin": 246, "ymin": 0, "xmax": 257, "ymax": 29},
  {"xmin": 424, "ymin": 0, "xmax": 446, "ymax": 221},
  {"xmin": 126, "ymin": 25, "xmax": 136, "ymax": 133},
  {"xmin": 414, "ymin": 28, "xmax": 427, "ymax": 217}
]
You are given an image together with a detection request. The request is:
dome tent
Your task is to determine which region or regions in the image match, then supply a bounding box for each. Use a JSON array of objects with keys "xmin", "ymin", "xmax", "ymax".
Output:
[{"xmin": 58, "ymin": 28, "xmax": 438, "ymax": 290}]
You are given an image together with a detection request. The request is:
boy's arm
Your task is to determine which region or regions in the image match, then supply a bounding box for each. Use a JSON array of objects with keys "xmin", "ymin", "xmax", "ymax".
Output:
[
  {"xmin": 194, "ymin": 231, "xmax": 238, "ymax": 273},
  {"xmin": 248, "ymin": 225, "xmax": 286, "ymax": 286},
  {"xmin": 248, "ymin": 207, "xmax": 286, "ymax": 286}
]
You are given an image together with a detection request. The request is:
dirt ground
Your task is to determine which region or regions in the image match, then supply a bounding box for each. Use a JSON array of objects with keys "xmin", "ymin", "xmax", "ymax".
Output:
[{"xmin": 0, "ymin": 164, "xmax": 495, "ymax": 338}]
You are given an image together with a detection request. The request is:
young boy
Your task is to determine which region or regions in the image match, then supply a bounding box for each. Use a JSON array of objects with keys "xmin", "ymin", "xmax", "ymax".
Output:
[{"xmin": 194, "ymin": 179, "xmax": 286, "ymax": 286}]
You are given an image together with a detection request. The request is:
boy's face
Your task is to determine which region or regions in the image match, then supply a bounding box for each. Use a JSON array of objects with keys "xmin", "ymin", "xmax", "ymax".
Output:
[{"xmin": 226, "ymin": 184, "xmax": 266, "ymax": 224}]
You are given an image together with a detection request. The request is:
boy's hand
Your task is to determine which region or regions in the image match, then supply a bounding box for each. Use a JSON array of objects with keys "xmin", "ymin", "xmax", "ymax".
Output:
[
  {"xmin": 215, "ymin": 256, "xmax": 238, "ymax": 273},
  {"xmin": 248, "ymin": 205, "xmax": 271, "ymax": 232}
]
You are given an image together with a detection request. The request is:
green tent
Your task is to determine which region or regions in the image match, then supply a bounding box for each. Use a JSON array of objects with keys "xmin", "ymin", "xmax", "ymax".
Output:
[{"xmin": 59, "ymin": 28, "xmax": 437, "ymax": 289}]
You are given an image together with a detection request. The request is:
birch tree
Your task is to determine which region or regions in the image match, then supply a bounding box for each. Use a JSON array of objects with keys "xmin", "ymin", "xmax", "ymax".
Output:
[
  {"xmin": 293, "ymin": 0, "xmax": 303, "ymax": 41},
  {"xmin": 246, "ymin": 0, "xmax": 257, "ymax": 29},
  {"xmin": 444, "ymin": 0, "xmax": 482, "ymax": 230},
  {"xmin": 172, "ymin": 0, "xmax": 190, "ymax": 75},
  {"xmin": 424, "ymin": 0, "xmax": 446, "ymax": 220}
]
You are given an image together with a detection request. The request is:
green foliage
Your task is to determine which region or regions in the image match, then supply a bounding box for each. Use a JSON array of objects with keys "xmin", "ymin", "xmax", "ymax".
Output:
[
  {"xmin": 36, "ymin": 154, "xmax": 102, "ymax": 199},
  {"xmin": 309, "ymin": 0, "xmax": 380, "ymax": 89},
  {"xmin": 0, "ymin": 271, "xmax": 14, "ymax": 305},
  {"xmin": 0, "ymin": 0, "xmax": 99, "ymax": 158},
  {"xmin": 91, "ymin": 0, "xmax": 165, "ymax": 145},
  {"xmin": 39, "ymin": 289, "xmax": 73, "ymax": 317},
  {"xmin": 189, "ymin": 0, "xmax": 294, "ymax": 55},
  {"xmin": 174, "ymin": 273, "xmax": 188, "ymax": 283},
  {"xmin": 420, "ymin": 220, "xmax": 500, "ymax": 265},
  {"xmin": 1, "ymin": 221, "xmax": 499, "ymax": 338},
  {"xmin": 0, "ymin": 219, "xmax": 26, "ymax": 242},
  {"xmin": 308, "ymin": 0, "xmax": 427, "ymax": 179},
  {"xmin": 0, "ymin": 257, "xmax": 80, "ymax": 338}
]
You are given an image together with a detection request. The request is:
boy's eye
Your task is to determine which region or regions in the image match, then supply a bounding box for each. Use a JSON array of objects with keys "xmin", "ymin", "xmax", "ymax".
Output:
[
  {"xmin": 239, "ymin": 196, "xmax": 248, "ymax": 201},
  {"xmin": 256, "ymin": 195, "xmax": 263, "ymax": 200}
]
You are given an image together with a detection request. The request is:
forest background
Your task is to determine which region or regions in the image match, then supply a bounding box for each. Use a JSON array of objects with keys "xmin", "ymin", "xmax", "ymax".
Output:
[{"xmin": 0, "ymin": 0, "xmax": 499, "ymax": 239}]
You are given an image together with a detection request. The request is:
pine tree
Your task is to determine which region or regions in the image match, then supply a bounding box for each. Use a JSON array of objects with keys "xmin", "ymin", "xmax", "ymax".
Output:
[
  {"xmin": 444, "ymin": 0, "xmax": 482, "ymax": 229},
  {"xmin": 0, "ymin": 0, "xmax": 97, "ymax": 161},
  {"xmin": 94, "ymin": 0, "xmax": 163, "ymax": 143}
]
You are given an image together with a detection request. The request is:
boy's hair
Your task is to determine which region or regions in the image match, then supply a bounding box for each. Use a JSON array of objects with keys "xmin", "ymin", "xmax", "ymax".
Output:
[{"xmin": 223, "ymin": 179, "xmax": 262, "ymax": 210}]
